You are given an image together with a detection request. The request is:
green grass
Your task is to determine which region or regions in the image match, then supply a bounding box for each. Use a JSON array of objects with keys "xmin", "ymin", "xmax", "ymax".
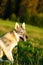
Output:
[{"xmin": 0, "ymin": 19, "xmax": 43, "ymax": 65}]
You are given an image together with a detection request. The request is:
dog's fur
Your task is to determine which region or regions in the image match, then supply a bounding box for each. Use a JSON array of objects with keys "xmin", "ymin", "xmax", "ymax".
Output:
[{"xmin": 0, "ymin": 22, "xmax": 28, "ymax": 61}]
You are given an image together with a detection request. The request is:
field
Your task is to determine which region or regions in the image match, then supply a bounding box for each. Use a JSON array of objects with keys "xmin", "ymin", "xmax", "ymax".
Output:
[{"xmin": 0, "ymin": 19, "xmax": 43, "ymax": 65}]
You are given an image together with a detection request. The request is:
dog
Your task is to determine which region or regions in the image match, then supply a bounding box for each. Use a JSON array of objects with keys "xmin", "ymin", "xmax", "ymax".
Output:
[{"xmin": 0, "ymin": 22, "xmax": 28, "ymax": 62}]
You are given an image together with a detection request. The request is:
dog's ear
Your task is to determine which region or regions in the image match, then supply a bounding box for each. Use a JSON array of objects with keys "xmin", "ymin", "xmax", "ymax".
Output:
[
  {"xmin": 15, "ymin": 22, "xmax": 19, "ymax": 30},
  {"xmin": 22, "ymin": 22, "xmax": 25, "ymax": 29}
]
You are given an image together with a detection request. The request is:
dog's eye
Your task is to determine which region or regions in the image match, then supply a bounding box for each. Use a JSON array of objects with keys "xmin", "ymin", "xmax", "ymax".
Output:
[{"xmin": 17, "ymin": 29, "xmax": 21, "ymax": 33}]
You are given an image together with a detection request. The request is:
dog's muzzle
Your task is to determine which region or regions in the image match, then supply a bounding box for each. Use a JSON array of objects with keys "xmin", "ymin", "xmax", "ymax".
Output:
[
  {"xmin": 20, "ymin": 35, "xmax": 28, "ymax": 41},
  {"xmin": 20, "ymin": 37, "xmax": 24, "ymax": 41}
]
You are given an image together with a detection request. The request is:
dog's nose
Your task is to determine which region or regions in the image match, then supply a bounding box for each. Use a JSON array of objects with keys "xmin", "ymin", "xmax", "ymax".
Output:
[{"xmin": 26, "ymin": 35, "xmax": 28, "ymax": 39}]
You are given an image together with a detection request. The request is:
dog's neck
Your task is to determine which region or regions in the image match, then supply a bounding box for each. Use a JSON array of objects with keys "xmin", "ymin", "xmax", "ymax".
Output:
[{"xmin": 13, "ymin": 31, "xmax": 20, "ymax": 42}]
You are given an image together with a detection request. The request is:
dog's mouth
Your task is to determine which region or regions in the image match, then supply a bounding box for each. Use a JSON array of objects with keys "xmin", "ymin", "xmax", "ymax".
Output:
[
  {"xmin": 20, "ymin": 35, "xmax": 28, "ymax": 41},
  {"xmin": 20, "ymin": 37, "xmax": 24, "ymax": 41}
]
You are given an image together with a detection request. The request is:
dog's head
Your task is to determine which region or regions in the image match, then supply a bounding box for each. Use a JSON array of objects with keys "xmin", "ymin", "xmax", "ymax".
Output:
[{"xmin": 15, "ymin": 22, "xmax": 28, "ymax": 41}]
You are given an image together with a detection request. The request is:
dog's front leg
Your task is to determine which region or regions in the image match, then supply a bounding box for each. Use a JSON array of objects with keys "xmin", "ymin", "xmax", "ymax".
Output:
[
  {"xmin": 6, "ymin": 51, "xmax": 14, "ymax": 62},
  {"xmin": 0, "ymin": 40, "xmax": 14, "ymax": 61},
  {"xmin": 3, "ymin": 49, "xmax": 14, "ymax": 62},
  {"xmin": 3, "ymin": 46, "xmax": 14, "ymax": 62}
]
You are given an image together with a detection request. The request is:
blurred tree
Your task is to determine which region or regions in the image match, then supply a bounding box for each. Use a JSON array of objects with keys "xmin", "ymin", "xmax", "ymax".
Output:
[
  {"xmin": 37, "ymin": 0, "xmax": 43, "ymax": 13},
  {"xmin": 3, "ymin": 0, "xmax": 12, "ymax": 19},
  {"xmin": 0, "ymin": 0, "xmax": 8, "ymax": 18},
  {"xmin": 0, "ymin": 0, "xmax": 43, "ymax": 20},
  {"xmin": 0, "ymin": 0, "xmax": 2, "ymax": 5},
  {"xmin": 11, "ymin": 0, "xmax": 15, "ymax": 13},
  {"xmin": 29, "ymin": 0, "xmax": 38, "ymax": 15},
  {"xmin": 19, "ymin": 0, "xmax": 38, "ymax": 17},
  {"xmin": 14, "ymin": 0, "xmax": 21, "ymax": 16},
  {"xmin": 19, "ymin": 0, "xmax": 29, "ymax": 17}
]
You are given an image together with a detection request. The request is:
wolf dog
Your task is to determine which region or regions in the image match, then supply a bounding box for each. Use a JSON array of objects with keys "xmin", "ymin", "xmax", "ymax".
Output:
[{"xmin": 0, "ymin": 22, "xmax": 28, "ymax": 62}]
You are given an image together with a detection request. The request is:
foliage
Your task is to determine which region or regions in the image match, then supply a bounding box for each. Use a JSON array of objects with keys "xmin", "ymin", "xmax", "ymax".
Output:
[
  {"xmin": 18, "ymin": 40, "xmax": 43, "ymax": 65},
  {"xmin": 10, "ymin": 14, "xmax": 20, "ymax": 22},
  {"xmin": 0, "ymin": 0, "xmax": 43, "ymax": 17},
  {"xmin": 20, "ymin": 13, "xmax": 43, "ymax": 27},
  {"xmin": 10, "ymin": 14, "xmax": 17, "ymax": 21}
]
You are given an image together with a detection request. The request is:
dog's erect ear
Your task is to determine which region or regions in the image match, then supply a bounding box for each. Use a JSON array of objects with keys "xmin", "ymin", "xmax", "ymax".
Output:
[
  {"xmin": 22, "ymin": 22, "xmax": 25, "ymax": 29},
  {"xmin": 15, "ymin": 22, "xmax": 19, "ymax": 30}
]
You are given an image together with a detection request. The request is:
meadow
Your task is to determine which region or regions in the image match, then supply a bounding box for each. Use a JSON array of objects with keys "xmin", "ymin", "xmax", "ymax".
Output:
[{"xmin": 0, "ymin": 19, "xmax": 43, "ymax": 65}]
